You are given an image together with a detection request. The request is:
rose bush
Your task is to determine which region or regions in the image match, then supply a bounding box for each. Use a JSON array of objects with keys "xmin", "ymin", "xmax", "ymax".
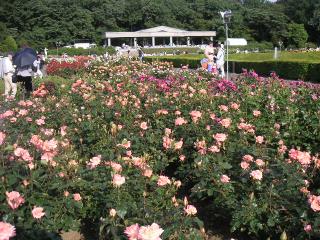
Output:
[{"xmin": 0, "ymin": 59, "xmax": 320, "ymax": 239}]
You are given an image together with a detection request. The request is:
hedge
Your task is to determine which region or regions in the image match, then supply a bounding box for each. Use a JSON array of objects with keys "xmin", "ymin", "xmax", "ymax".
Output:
[
  {"xmin": 145, "ymin": 57, "xmax": 320, "ymax": 82},
  {"xmin": 142, "ymin": 47, "xmax": 201, "ymax": 55},
  {"xmin": 48, "ymin": 46, "xmax": 116, "ymax": 56}
]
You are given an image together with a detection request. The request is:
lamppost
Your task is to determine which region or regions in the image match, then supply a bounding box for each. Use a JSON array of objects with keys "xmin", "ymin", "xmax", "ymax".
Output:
[
  {"xmin": 220, "ymin": 10, "xmax": 232, "ymax": 80},
  {"xmin": 278, "ymin": 41, "xmax": 283, "ymax": 58},
  {"xmin": 55, "ymin": 41, "xmax": 62, "ymax": 56}
]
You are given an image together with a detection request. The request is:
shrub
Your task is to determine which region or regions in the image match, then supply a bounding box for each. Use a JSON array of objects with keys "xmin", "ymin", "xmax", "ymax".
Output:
[
  {"xmin": 46, "ymin": 56, "xmax": 92, "ymax": 78},
  {"xmin": 142, "ymin": 47, "xmax": 201, "ymax": 55},
  {"xmin": 146, "ymin": 57, "xmax": 320, "ymax": 82},
  {"xmin": 0, "ymin": 60, "xmax": 320, "ymax": 239},
  {"xmin": 47, "ymin": 46, "xmax": 116, "ymax": 56},
  {"xmin": 1, "ymin": 36, "xmax": 18, "ymax": 52}
]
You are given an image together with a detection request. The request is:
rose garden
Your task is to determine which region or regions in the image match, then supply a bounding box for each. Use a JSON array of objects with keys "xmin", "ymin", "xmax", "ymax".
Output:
[{"xmin": 0, "ymin": 57, "xmax": 320, "ymax": 240}]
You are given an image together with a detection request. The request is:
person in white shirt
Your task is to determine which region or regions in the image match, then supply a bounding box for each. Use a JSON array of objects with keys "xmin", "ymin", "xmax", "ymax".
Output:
[
  {"xmin": 33, "ymin": 56, "xmax": 43, "ymax": 78},
  {"xmin": 216, "ymin": 44, "xmax": 225, "ymax": 78},
  {"xmin": 2, "ymin": 53, "xmax": 17, "ymax": 100}
]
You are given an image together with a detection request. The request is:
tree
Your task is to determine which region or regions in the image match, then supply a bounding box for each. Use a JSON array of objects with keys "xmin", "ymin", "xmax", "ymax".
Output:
[
  {"xmin": 0, "ymin": 22, "xmax": 9, "ymax": 42},
  {"xmin": 1, "ymin": 35, "xmax": 18, "ymax": 52},
  {"xmin": 287, "ymin": 23, "xmax": 308, "ymax": 48}
]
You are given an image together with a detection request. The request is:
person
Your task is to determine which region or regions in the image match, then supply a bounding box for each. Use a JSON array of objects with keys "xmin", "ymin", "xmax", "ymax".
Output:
[
  {"xmin": 17, "ymin": 65, "xmax": 33, "ymax": 99},
  {"xmin": 138, "ymin": 47, "xmax": 144, "ymax": 62},
  {"xmin": 216, "ymin": 43, "xmax": 225, "ymax": 78},
  {"xmin": 2, "ymin": 53, "xmax": 17, "ymax": 100},
  {"xmin": 204, "ymin": 41, "xmax": 215, "ymax": 72},
  {"xmin": 33, "ymin": 56, "xmax": 43, "ymax": 79}
]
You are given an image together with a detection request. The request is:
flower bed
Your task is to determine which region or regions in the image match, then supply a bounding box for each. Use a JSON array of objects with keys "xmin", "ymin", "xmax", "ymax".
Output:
[
  {"xmin": 46, "ymin": 56, "xmax": 93, "ymax": 78},
  {"xmin": 0, "ymin": 60, "xmax": 320, "ymax": 239}
]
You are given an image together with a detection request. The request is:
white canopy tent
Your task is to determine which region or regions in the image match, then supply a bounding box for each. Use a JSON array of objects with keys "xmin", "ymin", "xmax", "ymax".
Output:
[{"xmin": 225, "ymin": 38, "xmax": 247, "ymax": 46}]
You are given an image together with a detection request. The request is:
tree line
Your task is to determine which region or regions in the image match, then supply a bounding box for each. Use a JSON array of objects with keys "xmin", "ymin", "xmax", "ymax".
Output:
[{"xmin": 0, "ymin": 0, "xmax": 319, "ymax": 50}]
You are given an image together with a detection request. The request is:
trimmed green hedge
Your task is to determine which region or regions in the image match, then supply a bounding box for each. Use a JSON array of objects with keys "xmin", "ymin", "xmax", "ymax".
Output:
[
  {"xmin": 142, "ymin": 47, "xmax": 201, "ymax": 55},
  {"xmin": 48, "ymin": 46, "xmax": 116, "ymax": 56},
  {"xmin": 145, "ymin": 57, "xmax": 320, "ymax": 82}
]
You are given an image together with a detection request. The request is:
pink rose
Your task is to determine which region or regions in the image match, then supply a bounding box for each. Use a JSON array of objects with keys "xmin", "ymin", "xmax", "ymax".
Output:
[
  {"xmin": 143, "ymin": 168, "xmax": 153, "ymax": 178},
  {"xmin": 255, "ymin": 159, "xmax": 265, "ymax": 167},
  {"xmin": 6, "ymin": 191, "xmax": 25, "ymax": 209},
  {"xmin": 138, "ymin": 223, "xmax": 164, "ymax": 240},
  {"xmin": 253, "ymin": 110, "xmax": 261, "ymax": 117},
  {"xmin": 250, "ymin": 170, "xmax": 263, "ymax": 181},
  {"xmin": 108, "ymin": 162, "xmax": 122, "ymax": 173},
  {"xmin": 87, "ymin": 155, "xmax": 102, "ymax": 169},
  {"xmin": 174, "ymin": 140, "xmax": 183, "ymax": 150},
  {"xmin": 179, "ymin": 155, "xmax": 186, "ymax": 161},
  {"xmin": 162, "ymin": 136, "xmax": 172, "ymax": 150},
  {"xmin": 213, "ymin": 133, "xmax": 227, "ymax": 142},
  {"xmin": 304, "ymin": 224, "xmax": 312, "ymax": 233},
  {"xmin": 32, "ymin": 206, "xmax": 45, "ymax": 219},
  {"xmin": 157, "ymin": 175, "xmax": 171, "ymax": 186},
  {"xmin": 35, "ymin": 118, "xmax": 45, "ymax": 126},
  {"xmin": 184, "ymin": 205, "xmax": 197, "ymax": 215},
  {"xmin": 220, "ymin": 118, "xmax": 232, "ymax": 128},
  {"xmin": 242, "ymin": 154, "xmax": 254, "ymax": 162},
  {"xmin": 175, "ymin": 117, "xmax": 187, "ymax": 126},
  {"xmin": 0, "ymin": 221, "xmax": 16, "ymax": 240},
  {"xmin": 220, "ymin": 175, "xmax": 230, "ymax": 183},
  {"xmin": 112, "ymin": 174, "xmax": 125, "ymax": 187},
  {"xmin": 189, "ymin": 110, "xmax": 202, "ymax": 123},
  {"xmin": 140, "ymin": 122, "xmax": 148, "ymax": 130},
  {"xmin": 73, "ymin": 193, "xmax": 82, "ymax": 201},
  {"xmin": 125, "ymin": 223, "xmax": 140, "ymax": 240},
  {"xmin": 240, "ymin": 161, "xmax": 250, "ymax": 170},
  {"xmin": 230, "ymin": 102, "xmax": 240, "ymax": 110},
  {"xmin": 219, "ymin": 105, "xmax": 228, "ymax": 112},
  {"xmin": 255, "ymin": 136, "xmax": 264, "ymax": 144},
  {"xmin": 208, "ymin": 145, "xmax": 220, "ymax": 153},
  {"xmin": 0, "ymin": 132, "xmax": 6, "ymax": 145},
  {"xmin": 309, "ymin": 195, "xmax": 320, "ymax": 212},
  {"xmin": 60, "ymin": 126, "xmax": 67, "ymax": 136}
]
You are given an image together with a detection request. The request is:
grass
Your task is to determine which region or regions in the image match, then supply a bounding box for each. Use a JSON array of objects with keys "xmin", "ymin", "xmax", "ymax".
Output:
[{"xmin": 146, "ymin": 51, "xmax": 320, "ymax": 63}]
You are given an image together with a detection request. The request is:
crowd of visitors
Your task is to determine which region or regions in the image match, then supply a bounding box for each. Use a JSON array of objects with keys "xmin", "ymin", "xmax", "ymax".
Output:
[
  {"xmin": 202, "ymin": 41, "xmax": 225, "ymax": 77},
  {"xmin": 0, "ymin": 46, "xmax": 45, "ymax": 101}
]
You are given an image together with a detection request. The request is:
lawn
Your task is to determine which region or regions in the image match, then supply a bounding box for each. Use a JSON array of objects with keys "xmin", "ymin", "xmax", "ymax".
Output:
[{"xmin": 147, "ymin": 51, "xmax": 320, "ymax": 63}]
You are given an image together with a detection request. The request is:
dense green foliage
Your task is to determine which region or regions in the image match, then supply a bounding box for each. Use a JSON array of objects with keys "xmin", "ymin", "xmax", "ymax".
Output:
[
  {"xmin": 0, "ymin": 35, "xmax": 18, "ymax": 52},
  {"xmin": 0, "ymin": 0, "xmax": 320, "ymax": 49}
]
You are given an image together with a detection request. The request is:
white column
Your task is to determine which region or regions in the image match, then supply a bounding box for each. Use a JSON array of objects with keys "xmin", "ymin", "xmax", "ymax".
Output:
[
  {"xmin": 134, "ymin": 37, "xmax": 137, "ymax": 48},
  {"xmin": 170, "ymin": 36, "xmax": 173, "ymax": 46},
  {"xmin": 210, "ymin": 36, "xmax": 213, "ymax": 41},
  {"xmin": 108, "ymin": 38, "xmax": 111, "ymax": 46},
  {"xmin": 152, "ymin": 37, "xmax": 155, "ymax": 47},
  {"xmin": 187, "ymin": 37, "xmax": 190, "ymax": 46}
]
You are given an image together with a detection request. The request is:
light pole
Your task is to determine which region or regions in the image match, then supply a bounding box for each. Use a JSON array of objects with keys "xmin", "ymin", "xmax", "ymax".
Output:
[
  {"xmin": 220, "ymin": 10, "xmax": 232, "ymax": 80},
  {"xmin": 278, "ymin": 41, "xmax": 283, "ymax": 58}
]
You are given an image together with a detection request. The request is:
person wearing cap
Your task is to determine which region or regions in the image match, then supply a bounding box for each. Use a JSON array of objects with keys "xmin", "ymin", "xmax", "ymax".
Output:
[{"xmin": 2, "ymin": 53, "xmax": 17, "ymax": 100}]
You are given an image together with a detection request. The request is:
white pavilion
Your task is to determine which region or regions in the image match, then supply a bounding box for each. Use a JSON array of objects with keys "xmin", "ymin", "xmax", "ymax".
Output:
[{"xmin": 104, "ymin": 26, "xmax": 216, "ymax": 47}]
